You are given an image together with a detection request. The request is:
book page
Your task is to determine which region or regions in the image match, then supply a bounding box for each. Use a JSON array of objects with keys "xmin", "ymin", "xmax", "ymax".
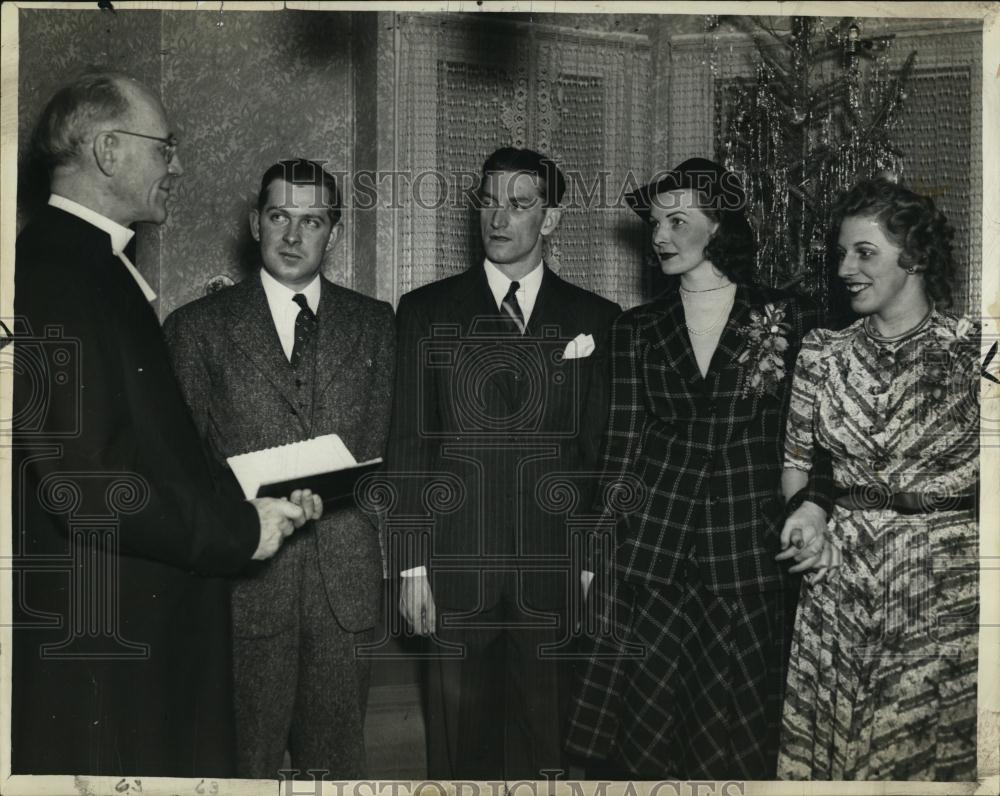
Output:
[{"xmin": 226, "ymin": 433, "xmax": 357, "ymax": 500}]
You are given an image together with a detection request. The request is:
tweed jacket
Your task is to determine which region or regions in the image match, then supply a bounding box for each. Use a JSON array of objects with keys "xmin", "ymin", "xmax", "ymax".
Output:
[
  {"xmin": 597, "ymin": 282, "xmax": 825, "ymax": 594},
  {"xmin": 386, "ymin": 263, "xmax": 621, "ymax": 612},
  {"xmin": 163, "ymin": 272, "xmax": 395, "ymax": 635},
  {"xmin": 11, "ymin": 206, "xmax": 259, "ymax": 776}
]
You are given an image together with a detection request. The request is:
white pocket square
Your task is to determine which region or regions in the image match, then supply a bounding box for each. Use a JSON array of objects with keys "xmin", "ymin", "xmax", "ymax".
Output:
[{"xmin": 563, "ymin": 333, "xmax": 595, "ymax": 359}]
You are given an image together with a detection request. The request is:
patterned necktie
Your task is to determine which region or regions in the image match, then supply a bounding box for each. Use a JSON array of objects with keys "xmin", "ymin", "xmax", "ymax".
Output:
[
  {"xmin": 501, "ymin": 280, "xmax": 525, "ymax": 334},
  {"xmin": 290, "ymin": 293, "xmax": 318, "ymax": 369}
]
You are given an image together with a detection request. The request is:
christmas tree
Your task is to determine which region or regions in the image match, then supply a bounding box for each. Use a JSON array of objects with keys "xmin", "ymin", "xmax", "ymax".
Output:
[{"xmin": 717, "ymin": 16, "xmax": 915, "ymax": 321}]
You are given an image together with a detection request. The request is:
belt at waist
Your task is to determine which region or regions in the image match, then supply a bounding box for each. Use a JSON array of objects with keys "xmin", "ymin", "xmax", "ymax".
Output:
[{"xmin": 834, "ymin": 487, "xmax": 976, "ymax": 515}]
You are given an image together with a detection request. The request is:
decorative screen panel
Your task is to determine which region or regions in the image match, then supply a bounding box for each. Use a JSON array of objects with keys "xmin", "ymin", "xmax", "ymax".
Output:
[
  {"xmin": 435, "ymin": 60, "xmax": 518, "ymax": 281},
  {"xmin": 534, "ymin": 29, "xmax": 652, "ymax": 306},
  {"xmin": 892, "ymin": 61, "xmax": 980, "ymax": 313},
  {"xmin": 395, "ymin": 14, "xmax": 651, "ymax": 308}
]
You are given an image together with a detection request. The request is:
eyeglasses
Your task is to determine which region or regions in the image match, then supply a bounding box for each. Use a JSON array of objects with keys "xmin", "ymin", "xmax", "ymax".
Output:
[{"xmin": 104, "ymin": 129, "xmax": 179, "ymax": 164}]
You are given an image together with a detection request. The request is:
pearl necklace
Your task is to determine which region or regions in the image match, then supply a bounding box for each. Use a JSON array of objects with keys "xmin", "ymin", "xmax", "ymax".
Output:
[{"xmin": 681, "ymin": 289, "xmax": 735, "ymax": 336}]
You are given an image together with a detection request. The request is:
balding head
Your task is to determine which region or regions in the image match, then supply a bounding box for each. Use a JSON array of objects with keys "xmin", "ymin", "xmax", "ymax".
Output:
[
  {"xmin": 33, "ymin": 72, "xmax": 183, "ymax": 226},
  {"xmin": 31, "ymin": 72, "xmax": 141, "ymax": 174}
]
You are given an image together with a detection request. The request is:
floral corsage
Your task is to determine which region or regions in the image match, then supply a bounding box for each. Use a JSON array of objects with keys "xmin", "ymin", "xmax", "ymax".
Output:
[
  {"xmin": 923, "ymin": 315, "xmax": 977, "ymax": 402},
  {"xmin": 737, "ymin": 302, "xmax": 792, "ymax": 398}
]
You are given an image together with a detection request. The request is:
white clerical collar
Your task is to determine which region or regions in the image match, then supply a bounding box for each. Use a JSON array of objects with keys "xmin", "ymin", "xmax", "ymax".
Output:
[
  {"xmin": 260, "ymin": 267, "xmax": 321, "ymax": 314},
  {"xmin": 483, "ymin": 258, "xmax": 544, "ymax": 305},
  {"xmin": 49, "ymin": 194, "xmax": 135, "ymax": 254},
  {"xmin": 49, "ymin": 194, "xmax": 157, "ymax": 302}
]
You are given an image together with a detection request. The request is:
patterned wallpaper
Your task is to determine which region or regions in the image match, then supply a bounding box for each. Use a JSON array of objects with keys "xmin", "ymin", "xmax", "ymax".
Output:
[
  {"xmin": 160, "ymin": 11, "xmax": 356, "ymax": 316},
  {"xmin": 17, "ymin": 8, "xmax": 358, "ymax": 318}
]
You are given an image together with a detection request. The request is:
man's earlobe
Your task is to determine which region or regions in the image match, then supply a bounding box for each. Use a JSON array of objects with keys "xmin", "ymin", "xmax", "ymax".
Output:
[{"xmin": 93, "ymin": 132, "xmax": 117, "ymax": 177}]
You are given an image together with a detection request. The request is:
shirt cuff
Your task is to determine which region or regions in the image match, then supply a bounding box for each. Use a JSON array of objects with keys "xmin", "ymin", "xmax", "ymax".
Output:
[{"xmin": 400, "ymin": 566, "xmax": 427, "ymax": 578}]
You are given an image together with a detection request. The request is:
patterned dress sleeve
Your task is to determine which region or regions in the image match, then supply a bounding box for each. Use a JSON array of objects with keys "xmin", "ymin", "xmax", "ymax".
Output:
[{"xmin": 784, "ymin": 328, "xmax": 827, "ymax": 474}]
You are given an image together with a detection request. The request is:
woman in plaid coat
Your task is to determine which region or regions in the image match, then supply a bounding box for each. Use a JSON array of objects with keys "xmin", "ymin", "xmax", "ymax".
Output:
[{"xmin": 565, "ymin": 158, "xmax": 826, "ymax": 779}]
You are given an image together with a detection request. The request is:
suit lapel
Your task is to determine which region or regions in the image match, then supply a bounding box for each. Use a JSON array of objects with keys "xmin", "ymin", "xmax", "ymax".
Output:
[
  {"xmin": 452, "ymin": 263, "xmax": 509, "ymax": 333},
  {"xmin": 449, "ymin": 265, "xmax": 522, "ymax": 412},
  {"xmin": 704, "ymin": 282, "xmax": 753, "ymax": 379},
  {"xmin": 227, "ymin": 273, "xmax": 300, "ymax": 412},
  {"xmin": 519, "ymin": 266, "xmax": 580, "ymax": 415},
  {"xmin": 649, "ymin": 286, "xmax": 702, "ymax": 387},
  {"xmin": 314, "ymin": 278, "xmax": 364, "ymax": 401},
  {"xmin": 522, "ymin": 265, "xmax": 556, "ymax": 338}
]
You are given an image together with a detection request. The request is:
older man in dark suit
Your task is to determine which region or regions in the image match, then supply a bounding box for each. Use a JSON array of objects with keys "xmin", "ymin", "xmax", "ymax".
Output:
[
  {"xmin": 164, "ymin": 159, "xmax": 395, "ymax": 779},
  {"xmin": 387, "ymin": 147, "xmax": 621, "ymax": 780},
  {"xmin": 11, "ymin": 73, "xmax": 313, "ymax": 778}
]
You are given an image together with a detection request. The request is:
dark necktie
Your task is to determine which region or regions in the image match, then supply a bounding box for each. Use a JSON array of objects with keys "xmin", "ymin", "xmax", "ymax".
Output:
[
  {"xmin": 290, "ymin": 293, "xmax": 318, "ymax": 369},
  {"xmin": 501, "ymin": 280, "xmax": 525, "ymax": 334}
]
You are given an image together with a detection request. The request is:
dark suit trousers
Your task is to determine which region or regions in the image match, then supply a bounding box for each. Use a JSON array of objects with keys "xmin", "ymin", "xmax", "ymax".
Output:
[
  {"xmin": 232, "ymin": 547, "xmax": 372, "ymax": 779},
  {"xmin": 425, "ymin": 592, "xmax": 571, "ymax": 781}
]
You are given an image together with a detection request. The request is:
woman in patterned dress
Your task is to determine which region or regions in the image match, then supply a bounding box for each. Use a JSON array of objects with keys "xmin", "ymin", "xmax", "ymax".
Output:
[
  {"xmin": 564, "ymin": 158, "xmax": 826, "ymax": 779},
  {"xmin": 777, "ymin": 177, "xmax": 979, "ymax": 780}
]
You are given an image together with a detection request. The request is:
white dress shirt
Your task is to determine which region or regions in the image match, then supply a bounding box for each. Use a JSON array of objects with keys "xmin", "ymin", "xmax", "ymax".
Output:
[
  {"xmin": 259, "ymin": 268, "xmax": 322, "ymax": 362},
  {"xmin": 48, "ymin": 194, "xmax": 157, "ymax": 303},
  {"xmin": 483, "ymin": 257, "xmax": 544, "ymax": 329}
]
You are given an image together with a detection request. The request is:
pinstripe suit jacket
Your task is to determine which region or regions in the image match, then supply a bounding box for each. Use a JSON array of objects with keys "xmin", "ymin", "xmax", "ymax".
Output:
[
  {"xmin": 163, "ymin": 272, "xmax": 395, "ymax": 634},
  {"xmin": 597, "ymin": 282, "xmax": 822, "ymax": 594},
  {"xmin": 386, "ymin": 263, "xmax": 621, "ymax": 612}
]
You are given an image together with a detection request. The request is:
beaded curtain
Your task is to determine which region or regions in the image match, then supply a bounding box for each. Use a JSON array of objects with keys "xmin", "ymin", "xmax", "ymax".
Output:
[
  {"xmin": 396, "ymin": 14, "xmax": 651, "ymax": 307},
  {"xmin": 669, "ymin": 19, "xmax": 982, "ymax": 317}
]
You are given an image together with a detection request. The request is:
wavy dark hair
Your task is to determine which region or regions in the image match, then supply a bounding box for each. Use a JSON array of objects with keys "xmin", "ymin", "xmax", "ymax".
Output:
[
  {"xmin": 832, "ymin": 177, "xmax": 956, "ymax": 307},
  {"xmin": 630, "ymin": 158, "xmax": 757, "ymax": 285},
  {"xmin": 698, "ymin": 199, "xmax": 756, "ymax": 285},
  {"xmin": 480, "ymin": 146, "xmax": 566, "ymax": 208}
]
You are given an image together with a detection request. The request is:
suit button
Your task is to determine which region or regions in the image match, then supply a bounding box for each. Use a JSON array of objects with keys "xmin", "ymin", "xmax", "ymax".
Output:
[
  {"xmin": 710, "ymin": 496, "xmax": 721, "ymax": 505},
  {"xmin": 295, "ymin": 378, "xmax": 304, "ymax": 388}
]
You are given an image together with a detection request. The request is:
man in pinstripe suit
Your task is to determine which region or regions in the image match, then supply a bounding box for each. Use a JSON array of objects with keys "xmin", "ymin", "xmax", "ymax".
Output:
[{"xmin": 386, "ymin": 147, "xmax": 621, "ymax": 779}]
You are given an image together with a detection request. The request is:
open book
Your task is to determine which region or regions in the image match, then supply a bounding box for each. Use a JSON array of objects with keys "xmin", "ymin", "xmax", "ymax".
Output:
[{"xmin": 227, "ymin": 433, "xmax": 382, "ymax": 506}]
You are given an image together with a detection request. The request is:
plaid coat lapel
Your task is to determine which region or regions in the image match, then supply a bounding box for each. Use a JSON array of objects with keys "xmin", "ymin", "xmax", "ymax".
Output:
[
  {"xmin": 706, "ymin": 283, "xmax": 752, "ymax": 376},
  {"xmin": 593, "ymin": 283, "xmax": 821, "ymax": 595},
  {"xmin": 647, "ymin": 286, "xmax": 702, "ymax": 388}
]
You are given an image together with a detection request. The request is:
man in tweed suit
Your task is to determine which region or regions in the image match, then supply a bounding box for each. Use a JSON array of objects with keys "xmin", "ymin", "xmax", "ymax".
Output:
[
  {"xmin": 164, "ymin": 160, "xmax": 395, "ymax": 779},
  {"xmin": 387, "ymin": 147, "xmax": 621, "ymax": 779}
]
